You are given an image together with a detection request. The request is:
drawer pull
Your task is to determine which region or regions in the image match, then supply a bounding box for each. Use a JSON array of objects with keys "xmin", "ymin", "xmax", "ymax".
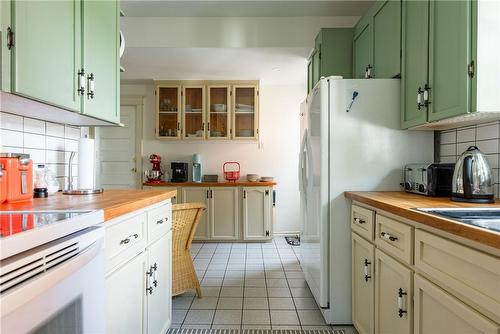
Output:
[
  {"xmin": 363, "ymin": 259, "xmax": 371, "ymax": 282},
  {"xmin": 381, "ymin": 231, "xmax": 398, "ymax": 242},
  {"xmin": 120, "ymin": 233, "xmax": 139, "ymax": 245},
  {"xmin": 156, "ymin": 218, "xmax": 164, "ymax": 225},
  {"xmin": 354, "ymin": 217, "xmax": 366, "ymax": 224},
  {"xmin": 397, "ymin": 288, "xmax": 408, "ymax": 317}
]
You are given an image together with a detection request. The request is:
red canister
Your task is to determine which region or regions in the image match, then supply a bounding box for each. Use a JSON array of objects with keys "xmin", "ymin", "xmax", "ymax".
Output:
[
  {"xmin": 0, "ymin": 163, "xmax": 6, "ymax": 204},
  {"xmin": 0, "ymin": 153, "xmax": 33, "ymax": 203}
]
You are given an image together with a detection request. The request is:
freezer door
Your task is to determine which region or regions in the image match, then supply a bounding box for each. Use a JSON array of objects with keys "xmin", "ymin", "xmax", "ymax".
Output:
[{"xmin": 300, "ymin": 80, "xmax": 329, "ymax": 308}]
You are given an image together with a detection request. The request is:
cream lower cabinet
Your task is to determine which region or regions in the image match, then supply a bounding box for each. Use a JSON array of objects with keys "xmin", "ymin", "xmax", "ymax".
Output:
[
  {"xmin": 142, "ymin": 186, "xmax": 181, "ymax": 204},
  {"xmin": 106, "ymin": 252, "xmax": 147, "ymax": 334},
  {"xmin": 242, "ymin": 187, "xmax": 272, "ymax": 240},
  {"xmin": 374, "ymin": 248, "xmax": 413, "ymax": 334},
  {"xmin": 210, "ymin": 187, "xmax": 239, "ymax": 240},
  {"xmin": 414, "ymin": 274, "xmax": 500, "ymax": 334},
  {"xmin": 352, "ymin": 232, "xmax": 375, "ymax": 334},
  {"xmin": 106, "ymin": 200, "xmax": 172, "ymax": 334},
  {"xmin": 181, "ymin": 187, "xmax": 210, "ymax": 240}
]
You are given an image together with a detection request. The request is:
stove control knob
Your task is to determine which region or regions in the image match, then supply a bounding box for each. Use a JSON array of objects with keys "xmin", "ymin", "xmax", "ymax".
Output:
[{"xmin": 418, "ymin": 184, "xmax": 426, "ymax": 193}]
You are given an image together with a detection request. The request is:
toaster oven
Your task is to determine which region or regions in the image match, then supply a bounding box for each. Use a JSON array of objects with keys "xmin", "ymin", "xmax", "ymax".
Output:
[{"xmin": 403, "ymin": 163, "xmax": 455, "ymax": 196}]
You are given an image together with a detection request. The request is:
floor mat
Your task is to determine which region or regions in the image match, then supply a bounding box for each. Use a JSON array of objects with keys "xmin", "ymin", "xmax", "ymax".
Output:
[
  {"xmin": 285, "ymin": 236, "xmax": 300, "ymax": 246},
  {"xmin": 167, "ymin": 330, "xmax": 345, "ymax": 334}
]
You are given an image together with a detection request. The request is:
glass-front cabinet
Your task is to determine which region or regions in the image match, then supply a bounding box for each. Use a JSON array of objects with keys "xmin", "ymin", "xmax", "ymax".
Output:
[
  {"xmin": 233, "ymin": 85, "xmax": 258, "ymax": 139},
  {"xmin": 207, "ymin": 85, "xmax": 231, "ymax": 139},
  {"xmin": 155, "ymin": 81, "xmax": 259, "ymax": 140},
  {"xmin": 182, "ymin": 86, "xmax": 206, "ymax": 140},
  {"xmin": 157, "ymin": 86, "xmax": 181, "ymax": 138}
]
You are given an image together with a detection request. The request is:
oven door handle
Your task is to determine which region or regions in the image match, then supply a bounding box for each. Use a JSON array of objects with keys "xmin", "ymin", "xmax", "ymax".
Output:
[{"xmin": 0, "ymin": 237, "xmax": 104, "ymax": 318}]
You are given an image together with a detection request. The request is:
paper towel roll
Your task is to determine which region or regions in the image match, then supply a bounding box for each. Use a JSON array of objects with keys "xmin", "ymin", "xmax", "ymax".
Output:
[{"xmin": 77, "ymin": 138, "xmax": 95, "ymax": 190}]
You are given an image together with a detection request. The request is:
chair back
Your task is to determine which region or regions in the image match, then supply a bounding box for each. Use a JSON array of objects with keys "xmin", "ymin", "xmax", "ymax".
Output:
[{"xmin": 172, "ymin": 202, "xmax": 206, "ymax": 251}]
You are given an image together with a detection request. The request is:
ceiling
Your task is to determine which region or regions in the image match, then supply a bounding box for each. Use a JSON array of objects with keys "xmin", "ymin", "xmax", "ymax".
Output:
[
  {"xmin": 121, "ymin": 48, "xmax": 308, "ymax": 85},
  {"xmin": 121, "ymin": 0, "xmax": 373, "ymax": 17}
]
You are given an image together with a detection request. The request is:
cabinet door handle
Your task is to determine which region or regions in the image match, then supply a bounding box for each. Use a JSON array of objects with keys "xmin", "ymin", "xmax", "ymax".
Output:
[
  {"xmin": 243, "ymin": 190, "xmax": 246, "ymax": 199},
  {"xmin": 354, "ymin": 217, "xmax": 366, "ymax": 225},
  {"xmin": 381, "ymin": 231, "xmax": 398, "ymax": 242},
  {"xmin": 202, "ymin": 122, "xmax": 205, "ymax": 131},
  {"xmin": 207, "ymin": 122, "xmax": 210, "ymax": 131},
  {"xmin": 366, "ymin": 64, "xmax": 373, "ymax": 78},
  {"xmin": 398, "ymin": 288, "xmax": 408, "ymax": 317},
  {"xmin": 424, "ymin": 84, "xmax": 431, "ymax": 107},
  {"xmin": 417, "ymin": 87, "xmax": 425, "ymax": 110},
  {"xmin": 146, "ymin": 268, "xmax": 154, "ymax": 295},
  {"xmin": 152, "ymin": 263, "xmax": 159, "ymax": 287},
  {"xmin": 87, "ymin": 73, "xmax": 95, "ymax": 99},
  {"xmin": 120, "ymin": 233, "xmax": 139, "ymax": 245},
  {"xmin": 77, "ymin": 69, "xmax": 85, "ymax": 96},
  {"xmin": 156, "ymin": 218, "xmax": 164, "ymax": 224},
  {"xmin": 363, "ymin": 259, "xmax": 372, "ymax": 282}
]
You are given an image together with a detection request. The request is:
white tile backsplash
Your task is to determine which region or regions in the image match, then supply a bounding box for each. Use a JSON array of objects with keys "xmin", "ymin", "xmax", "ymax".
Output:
[
  {"xmin": 439, "ymin": 121, "xmax": 500, "ymax": 197},
  {"xmin": 0, "ymin": 112, "xmax": 84, "ymax": 189}
]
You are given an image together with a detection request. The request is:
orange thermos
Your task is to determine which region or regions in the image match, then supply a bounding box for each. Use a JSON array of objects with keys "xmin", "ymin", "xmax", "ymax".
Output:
[{"xmin": 0, "ymin": 153, "xmax": 33, "ymax": 203}]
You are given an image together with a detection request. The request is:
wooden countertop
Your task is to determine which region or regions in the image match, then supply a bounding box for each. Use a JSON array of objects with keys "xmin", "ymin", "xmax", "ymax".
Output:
[
  {"xmin": 0, "ymin": 189, "xmax": 176, "ymax": 221},
  {"xmin": 344, "ymin": 191, "xmax": 500, "ymax": 250},
  {"xmin": 144, "ymin": 181, "xmax": 277, "ymax": 187}
]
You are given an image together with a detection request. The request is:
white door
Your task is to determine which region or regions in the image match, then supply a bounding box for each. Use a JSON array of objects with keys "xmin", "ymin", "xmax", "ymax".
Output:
[
  {"xmin": 181, "ymin": 187, "xmax": 210, "ymax": 240},
  {"xmin": 97, "ymin": 105, "xmax": 138, "ymax": 189},
  {"xmin": 147, "ymin": 232, "xmax": 172, "ymax": 334},
  {"xmin": 242, "ymin": 187, "xmax": 271, "ymax": 240}
]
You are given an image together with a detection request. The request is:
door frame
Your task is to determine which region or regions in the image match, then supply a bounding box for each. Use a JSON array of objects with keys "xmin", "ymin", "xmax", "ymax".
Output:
[{"xmin": 94, "ymin": 95, "xmax": 144, "ymax": 188}]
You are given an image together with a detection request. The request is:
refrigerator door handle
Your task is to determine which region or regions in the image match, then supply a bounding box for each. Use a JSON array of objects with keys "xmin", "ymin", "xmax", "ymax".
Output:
[{"xmin": 299, "ymin": 130, "xmax": 308, "ymax": 194}]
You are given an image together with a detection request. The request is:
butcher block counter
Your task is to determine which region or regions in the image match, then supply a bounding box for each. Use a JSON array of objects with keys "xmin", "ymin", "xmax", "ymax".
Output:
[
  {"xmin": 143, "ymin": 181, "xmax": 276, "ymax": 187},
  {"xmin": 344, "ymin": 191, "xmax": 500, "ymax": 251},
  {"xmin": 0, "ymin": 189, "xmax": 176, "ymax": 221}
]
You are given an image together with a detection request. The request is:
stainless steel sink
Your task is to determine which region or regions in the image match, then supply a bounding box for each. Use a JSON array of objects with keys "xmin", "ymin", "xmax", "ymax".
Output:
[{"xmin": 416, "ymin": 208, "xmax": 500, "ymax": 233}]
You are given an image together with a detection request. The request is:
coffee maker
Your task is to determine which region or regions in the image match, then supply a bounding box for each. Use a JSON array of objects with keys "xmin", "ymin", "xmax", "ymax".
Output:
[{"xmin": 171, "ymin": 162, "xmax": 188, "ymax": 182}]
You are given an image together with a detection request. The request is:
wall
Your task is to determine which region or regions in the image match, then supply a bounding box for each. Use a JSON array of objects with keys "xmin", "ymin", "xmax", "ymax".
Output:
[
  {"xmin": 438, "ymin": 121, "xmax": 500, "ymax": 197},
  {"xmin": 122, "ymin": 82, "xmax": 304, "ymax": 234},
  {"xmin": 0, "ymin": 112, "xmax": 85, "ymax": 190}
]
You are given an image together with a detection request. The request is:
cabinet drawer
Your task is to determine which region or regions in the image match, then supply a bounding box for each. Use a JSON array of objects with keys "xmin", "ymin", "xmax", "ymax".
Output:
[
  {"xmin": 375, "ymin": 215, "xmax": 413, "ymax": 265},
  {"xmin": 105, "ymin": 212, "xmax": 147, "ymax": 262},
  {"xmin": 415, "ymin": 229, "xmax": 500, "ymax": 323},
  {"xmin": 351, "ymin": 204, "xmax": 375, "ymax": 240},
  {"xmin": 147, "ymin": 202, "xmax": 172, "ymax": 242}
]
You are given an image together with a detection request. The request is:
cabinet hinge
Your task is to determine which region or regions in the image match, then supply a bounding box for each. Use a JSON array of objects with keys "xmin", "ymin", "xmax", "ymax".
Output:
[
  {"xmin": 265, "ymin": 230, "xmax": 270, "ymax": 237},
  {"xmin": 6, "ymin": 27, "xmax": 14, "ymax": 50},
  {"xmin": 468, "ymin": 61, "xmax": 475, "ymax": 78}
]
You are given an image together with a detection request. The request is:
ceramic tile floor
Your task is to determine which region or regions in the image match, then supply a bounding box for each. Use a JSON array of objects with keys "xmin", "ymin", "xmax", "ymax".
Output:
[{"xmin": 171, "ymin": 238, "xmax": 338, "ymax": 331}]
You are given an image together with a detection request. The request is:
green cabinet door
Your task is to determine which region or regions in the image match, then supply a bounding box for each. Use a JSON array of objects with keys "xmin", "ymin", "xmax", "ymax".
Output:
[
  {"xmin": 353, "ymin": 22, "xmax": 372, "ymax": 78},
  {"xmin": 428, "ymin": 0, "xmax": 471, "ymax": 122},
  {"xmin": 372, "ymin": 0, "xmax": 401, "ymax": 78},
  {"xmin": 11, "ymin": 0, "xmax": 82, "ymax": 111},
  {"xmin": 82, "ymin": 0, "xmax": 119, "ymax": 123},
  {"xmin": 319, "ymin": 28, "xmax": 353, "ymax": 79},
  {"xmin": 1, "ymin": 0, "xmax": 11, "ymax": 92},
  {"xmin": 312, "ymin": 49, "xmax": 320, "ymax": 88},
  {"xmin": 401, "ymin": 0, "xmax": 429, "ymax": 129}
]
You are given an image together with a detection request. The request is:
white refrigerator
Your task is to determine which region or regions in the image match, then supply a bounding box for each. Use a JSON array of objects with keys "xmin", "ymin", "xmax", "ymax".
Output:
[{"xmin": 299, "ymin": 77, "xmax": 434, "ymax": 324}]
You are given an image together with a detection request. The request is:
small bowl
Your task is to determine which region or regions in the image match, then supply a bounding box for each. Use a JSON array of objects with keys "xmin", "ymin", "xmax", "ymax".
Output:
[{"xmin": 260, "ymin": 176, "xmax": 274, "ymax": 182}]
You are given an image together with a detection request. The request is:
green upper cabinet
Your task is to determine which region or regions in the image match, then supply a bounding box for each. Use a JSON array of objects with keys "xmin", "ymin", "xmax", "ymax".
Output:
[
  {"xmin": 1, "ymin": 0, "xmax": 12, "ymax": 92},
  {"xmin": 82, "ymin": 0, "xmax": 120, "ymax": 123},
  {"xmin": 372, "ymin": 0, "xmax": 401, "ymax": 78},
  {"xmin": 427, "ymin": 0, "xmax": 471, "ymax": 122},
  {"xmin": 401, "ymin": 0, "xmax": 429, "ymax": 128},
  {"xmin": 307, "ymin": 28, "xmax": 353, "ymax": 92},
  {"xmin": 353, "ymin": 0, "xmax": 401, "ymax": 79},
  {"xmin": 353, "ymin": 18, "xmax": 372, "ymax": 78},
  {"xmin": 11, "ymin": 0, "xmax": 82, "ymax": 111}
]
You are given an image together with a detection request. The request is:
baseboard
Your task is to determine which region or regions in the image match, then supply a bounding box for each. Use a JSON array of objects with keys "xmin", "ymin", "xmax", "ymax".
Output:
[{"xmin": 273, "ymin": 231, "xmax": 301, "ymax": 237}]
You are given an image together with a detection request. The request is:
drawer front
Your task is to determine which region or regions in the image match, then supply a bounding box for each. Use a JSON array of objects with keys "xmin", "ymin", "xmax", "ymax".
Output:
[
  {"xmin": 415, "ymin": 229, "xmax": 500, "ymax": 323},
  {"xmin": 106, "ymin": 212, "xmax": 147, "ymax": 261},
  {"xmin": 147, "ymin": 202, "xmax": 172, "ymax": 242},
  {"xmin": 351, "ymin": 204, "xmax": 375, "ymax": 240},
  {"xmin": 375, "ymin": 215, "xmax": 413, "ymax": 265}
]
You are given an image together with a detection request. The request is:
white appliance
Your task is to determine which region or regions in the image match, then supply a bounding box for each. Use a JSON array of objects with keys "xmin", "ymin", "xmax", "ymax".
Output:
[
  {"xmin": 0, "ymin": 210, "xmax": 105, "ymax": 333},
  {"xmin": 299, "ymin": 77, "xmax": 433, "ymax": 324}
]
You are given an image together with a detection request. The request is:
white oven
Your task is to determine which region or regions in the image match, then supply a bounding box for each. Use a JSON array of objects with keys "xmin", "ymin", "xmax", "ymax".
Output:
[{"xmin": 1, "ymin": 221, "xmax": 105, "ymax": 334}]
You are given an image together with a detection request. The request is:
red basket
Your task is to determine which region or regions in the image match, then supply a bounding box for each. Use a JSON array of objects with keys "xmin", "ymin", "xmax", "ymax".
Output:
[{"xmin": 223, "ymin": 162, "xmax": 241, "ymax": 182}]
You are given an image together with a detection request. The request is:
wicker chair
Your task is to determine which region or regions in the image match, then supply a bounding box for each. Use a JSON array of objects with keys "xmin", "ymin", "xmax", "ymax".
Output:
[{"xmin": 172, "ymin": 202, "xmax": 206, "ymax": 298}]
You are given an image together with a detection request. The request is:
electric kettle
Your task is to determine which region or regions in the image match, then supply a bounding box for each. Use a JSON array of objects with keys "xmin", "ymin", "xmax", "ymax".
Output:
[{"xmin": 451, "ymin": 146, "xmax": 495, "ymax": 203}]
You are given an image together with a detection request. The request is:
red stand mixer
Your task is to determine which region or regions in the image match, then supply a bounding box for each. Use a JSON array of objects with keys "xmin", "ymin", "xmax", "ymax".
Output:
[{"xmin": 145, "ymin": 154, "xmax": 164, "ymax": 183}]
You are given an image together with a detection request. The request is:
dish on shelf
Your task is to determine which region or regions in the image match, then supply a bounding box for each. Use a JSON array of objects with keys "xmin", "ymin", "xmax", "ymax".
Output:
[
  {"xmin": 192, "ymin": 108, "xmax": 202, "ymax": 112},
  {"xmin": 185, "ymin": 105, "xmax": 192, "ymax": 112},
  {"xmin": 236, "ymin": 130, "xmax": 254, "ymax": 137},
  {"xmin": 247, "ymin": 174, "xmax": 260, "ymax": 182},
  {"xmin": 187, "ymin": 133, "xmax": 201, "ymax": 138},
  {"xmin": 211, "ymin": 104, "xmax": 227, "ymax": 112},
  {"xmin": 260, "ymin": 176, "xmax": 274, "ymax": 182},
  {"xmin": 211, "ymin": 131, "xmax": 223, "ymax": 137}
]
